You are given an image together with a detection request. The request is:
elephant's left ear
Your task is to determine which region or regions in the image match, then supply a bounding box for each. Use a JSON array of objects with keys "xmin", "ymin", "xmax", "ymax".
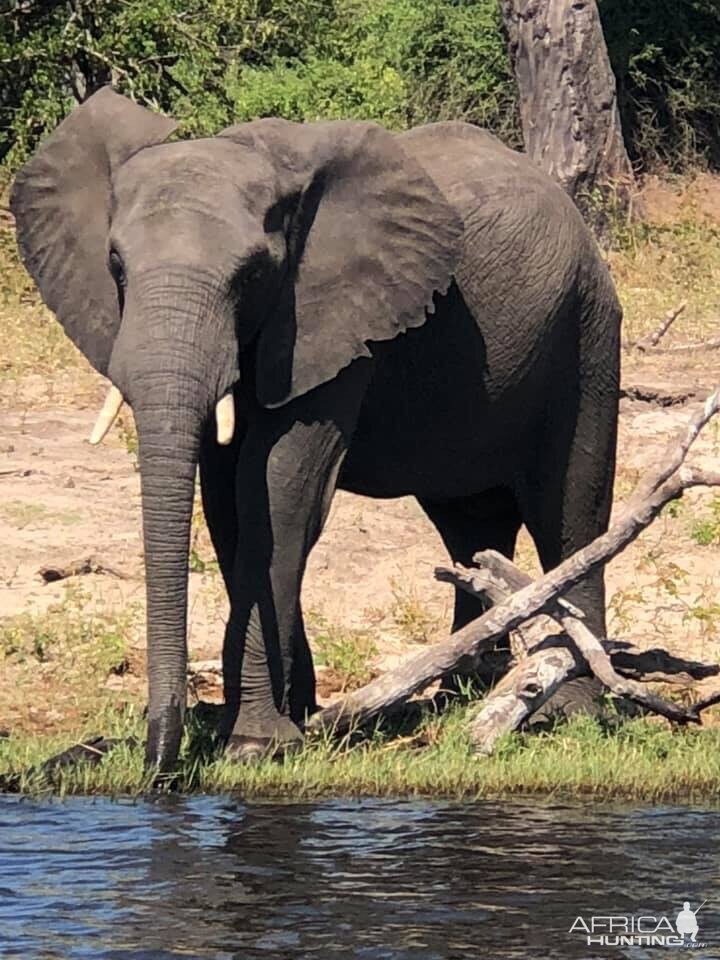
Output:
[{"xmin": 220, "ymin": 119, "xmax": 464, "ymax": 408}]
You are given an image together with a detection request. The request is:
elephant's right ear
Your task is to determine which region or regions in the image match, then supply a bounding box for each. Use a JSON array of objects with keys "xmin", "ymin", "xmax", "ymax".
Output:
[{"xmin": 10, "ymin": 87, "xmax": 177, "ymax": 375}]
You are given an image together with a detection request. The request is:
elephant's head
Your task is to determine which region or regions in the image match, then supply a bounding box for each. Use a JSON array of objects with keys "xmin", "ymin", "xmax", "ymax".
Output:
[{"xmin": 11, "ymin": 87, "xmax": 462, "ymax": 770}]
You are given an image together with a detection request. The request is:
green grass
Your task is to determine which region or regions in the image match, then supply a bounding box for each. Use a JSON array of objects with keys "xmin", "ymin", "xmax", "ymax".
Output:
[
  {"xmin": 389, "ymin": 578, "xmax": 441, "ymax": 643},
  {"xmin": 0, "ymin": 586, "xmax": 134, "ymax": 675},
  {"xmin": 0, "ymin": 587, "xmax": 140, "ymax": 734},
  {"xmin": 308, "ymin": 613, "xmax": 378, "ymax": 691},
  {"xmin": 0, "ymin": 500, "xmax": 83, "ymax": 529},
  {"xmin": 610, "ymin": 215, "xmax": 720, "ymax": 346},
  {"xmin": 690, "ymin": 496, "xmax": 720, "ymax": 546},
  {"xmin": 3, "ymin": 707, "xmax": 720, "ymax": 802}
]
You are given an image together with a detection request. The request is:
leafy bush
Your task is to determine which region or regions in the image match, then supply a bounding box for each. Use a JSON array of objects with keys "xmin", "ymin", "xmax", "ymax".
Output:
[
  {"xmin": 600, "ymin": 0, "xmax": 720, "ymax": 170},
  {"xmin": 0, "ymin": 0, "xmax": 514, "ymax": 172},
  {"xmin": 2, "ymin": 0, "xmax": 719, "ymax": 177}
]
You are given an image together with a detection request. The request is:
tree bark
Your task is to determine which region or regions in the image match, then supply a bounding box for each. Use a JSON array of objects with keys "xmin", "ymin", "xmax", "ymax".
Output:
[{"xmin": 499, "ymin": 0, "xmax": 634, "ymax": 222}]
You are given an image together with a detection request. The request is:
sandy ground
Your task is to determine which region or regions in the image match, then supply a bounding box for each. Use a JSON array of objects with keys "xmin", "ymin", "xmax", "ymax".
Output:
[{"xmin": 1, "ymin": 350, "xmax": 720, "ymax": 735}]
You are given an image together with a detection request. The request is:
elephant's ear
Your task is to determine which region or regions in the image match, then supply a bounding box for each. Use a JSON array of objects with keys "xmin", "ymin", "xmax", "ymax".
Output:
[
  {"xmin": 10, "ymin": 87, "xmax": 177, "ymax": 375},
  {"xmin": 220, "ymin": 119, "xmax": 463, "ymax": 408}
]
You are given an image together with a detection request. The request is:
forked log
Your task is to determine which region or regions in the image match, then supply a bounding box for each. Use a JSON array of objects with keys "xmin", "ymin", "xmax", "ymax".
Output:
[
  {"xmin": 309, "ymin": 389, "xmax": 720, "ymax": 736},
  {"xmin": 438, "ymin": 553, "xmax": 720, "ymax": 686},
  {"xmin": 442, "ymin": 553, "xmax": 710, "ymax": 752}
]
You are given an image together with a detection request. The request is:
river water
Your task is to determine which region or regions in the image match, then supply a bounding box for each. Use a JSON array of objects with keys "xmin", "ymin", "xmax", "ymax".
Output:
[{"xmin": 0, "ymin": 795, "xmax": 718, "ymax": 959}]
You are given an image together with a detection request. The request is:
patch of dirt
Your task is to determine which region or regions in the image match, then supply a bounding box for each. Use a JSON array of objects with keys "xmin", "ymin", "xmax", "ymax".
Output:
[
  {"xmin": 2, "ymin": 331, "xmax": 720, "ymax": 737},
  {"xmin": 639, "ymin": 172, "xmax": 720, "ymax": 226}
]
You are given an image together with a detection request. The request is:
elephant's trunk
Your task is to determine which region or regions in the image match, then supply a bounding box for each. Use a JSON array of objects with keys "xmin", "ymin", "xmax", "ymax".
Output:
[
  {"xmin": 135, "ymin": 399, "xmax": 200, "ymax": 772},
  {"xmin": 113, "ymin": 285, "xmax": 239, "ymax": 771}
]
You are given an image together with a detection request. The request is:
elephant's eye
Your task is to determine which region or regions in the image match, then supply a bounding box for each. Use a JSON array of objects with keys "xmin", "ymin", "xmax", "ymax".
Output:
[
  {"xmin": 108, "ymin": 249, "xmax": 126, "ymax": 288},
  {"xmin": 108, "ymin": 249, "xmax": 126, "ymax": 312}
]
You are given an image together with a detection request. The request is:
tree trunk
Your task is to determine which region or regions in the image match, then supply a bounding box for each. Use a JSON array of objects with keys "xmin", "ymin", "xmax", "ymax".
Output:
[{"xmin": 499, "ymin": 0, "xmax": 634, "ymax": 226}]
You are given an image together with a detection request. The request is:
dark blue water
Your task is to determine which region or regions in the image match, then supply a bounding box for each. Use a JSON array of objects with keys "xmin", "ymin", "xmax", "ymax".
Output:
[{"xmin": 0, "ymin": 796, "xmax": 718, "ymax": 959}]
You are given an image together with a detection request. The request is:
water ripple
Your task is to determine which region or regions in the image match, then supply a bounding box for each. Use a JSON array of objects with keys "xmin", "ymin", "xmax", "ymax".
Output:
[{"xmin": 0, "ymin": 795, "xmax": 718, "ymax": 959}]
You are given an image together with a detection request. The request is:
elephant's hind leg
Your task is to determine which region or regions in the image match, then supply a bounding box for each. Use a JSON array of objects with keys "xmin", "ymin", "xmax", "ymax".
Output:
[{"xmin": 517, "ymin": 300, "xmax": 619, "ymax": 718}]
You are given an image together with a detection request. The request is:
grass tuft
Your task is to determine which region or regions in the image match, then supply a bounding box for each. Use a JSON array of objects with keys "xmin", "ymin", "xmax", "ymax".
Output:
[{"xmin": 308, "ymin": 614, "xmax": 378, "ymax": 692}]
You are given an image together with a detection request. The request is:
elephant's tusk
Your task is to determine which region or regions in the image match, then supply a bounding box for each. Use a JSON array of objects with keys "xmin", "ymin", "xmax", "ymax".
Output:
[
  {"xmin": 89, "ymin": 385, "xmax": 124, "ymax": 445},
  {"xmin": 216, "ymin": 393, "xmax": 235, "ymax": 445}
]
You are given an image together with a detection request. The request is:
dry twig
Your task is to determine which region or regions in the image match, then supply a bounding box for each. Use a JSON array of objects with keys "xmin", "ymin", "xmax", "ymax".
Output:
[{"xmin": 631, "ymin": 301, "xmax": 687, "ymax": 351}]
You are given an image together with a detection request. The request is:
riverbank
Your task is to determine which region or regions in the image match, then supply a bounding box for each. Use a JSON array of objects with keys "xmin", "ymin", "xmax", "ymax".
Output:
[
  {"xmin": 2, "ymin": 173, "xmax": 720, "ymax": 800},
  {"xmin": 2, "ymin": 707, "xmax": 720, "ymax": 801}
]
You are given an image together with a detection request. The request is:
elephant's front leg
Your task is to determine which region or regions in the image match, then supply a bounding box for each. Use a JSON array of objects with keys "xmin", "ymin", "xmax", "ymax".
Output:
[
  {"xmin": 199, "ymin": 400, "xmax": 315, "ymax": 734},
  {"xmin": 221, "ymin": 373, "xmax": 366, "ymax": 760}
]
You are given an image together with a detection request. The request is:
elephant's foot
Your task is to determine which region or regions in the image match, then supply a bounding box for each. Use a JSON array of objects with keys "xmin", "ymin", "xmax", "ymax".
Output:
[
  {"xmin": 223, "ymin": 713, "xmax": 303, "ymax": 764},
  {"xmin": 529, "ymin": 675, "xmax": 605, "ymax": 725}
]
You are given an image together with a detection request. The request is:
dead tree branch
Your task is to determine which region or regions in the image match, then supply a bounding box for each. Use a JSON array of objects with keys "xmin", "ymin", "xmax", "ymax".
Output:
[
  {"xmin": 438, "ymin": 556, "xmax": 719, "ymax": 684},
  {"xmin": 620, "ymin": 378, "xmax": 710, "ymax": 408},
  {"xmin": 466, "ymin": 636, "xmax": 584, "ymax": 755},
  {"xmin": 309, "ymin": 390, "xmax": 720, "ymax": 736},
  {"xmin": 442, "ymin": 554, "xmax": 704, "ymax": 754},
  {"xmin": 622, "ymin": 299, "xmax": 720, "ymax": 355},
  {"xmin": 648, "ymin": 337, "xmax": 720, "ymax": 354},
  {"xmin": 626, "ymin": 301, "xmax": 687, "ymax": 351}
]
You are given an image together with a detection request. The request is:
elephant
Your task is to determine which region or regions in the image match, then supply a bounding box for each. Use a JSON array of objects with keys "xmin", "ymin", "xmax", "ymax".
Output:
[{"xmin": 11, "ymin": 87, "xmax": 621, "ymax": 771}]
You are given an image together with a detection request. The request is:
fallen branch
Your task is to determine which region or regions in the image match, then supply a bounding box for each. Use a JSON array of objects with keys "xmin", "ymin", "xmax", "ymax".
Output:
[
  {"xmin": 440, "ymin": 555, "xmax": 703, "ymax": 752},
  {"xmin": 448, "ymin": 554, "xmax": 702, "ymax": 729},
  {"xmin": 38, "ymin": 555, "xmax": 126, "ymax": 583},
  {"xmin": 620, "ymin": 378, "xmax": 710, "ymax": 408},
  {"xmin": 309, "ymin": 389, "xmax": 720, "ymax": 736},
  {"xmin": 648, "ymin": 337, "xmax": 720, "ymax": 354},
  {"xmin": 0, "ymin": 468, "xmax": 34, "ymax": 478},
  {"xmin": 438, "ymin": 557, "xmax": 719, "ymax": 684},
  {"xmin": 622, "ymin": 301, "xmax": 720, "ymax": 355},
  {"xmin": 466, "ymin": 636, "xmax": 584, "ymax": 755},
  {"xmin": 630, "ymin": 301, "xmax": 687, "ymax": 351},
  {"xmin": 558, "ymin": 612, "xmax": 699, "ymax": 722}
]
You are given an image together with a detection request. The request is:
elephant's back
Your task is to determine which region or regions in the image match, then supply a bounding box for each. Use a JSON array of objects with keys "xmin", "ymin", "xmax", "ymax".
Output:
[
  {"xmin": 397, "ymin": 122, "xmax": 607, "ymax": 382},
  {"xmin": 397, "ymin": 121, "xmax": 594, "ymax": 292},
  {"xmin": 397, "ymin": 121, "xmax": 585, "ymax": 231}
]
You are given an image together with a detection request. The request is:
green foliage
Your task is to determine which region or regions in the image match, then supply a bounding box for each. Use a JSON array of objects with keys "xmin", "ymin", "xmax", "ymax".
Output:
[
  {"xmin": 389, "ymin": 578, "xmax": 440, "ymax": 643},
  {"xmin": 689, "ymin": 496, "xmax": 720, "ymax": 546},
  {"xmin": 600, "ymin": 0, "xmax": 720, "ymax": 170},
  {"xmin": 0, "ymin": 586, "xmax": 133, "ymax": 678},
  {"xmin": 2, "ymin": 1, "xmax": 720, "ymax": 186},
  {"xmin": 0, "ymin": 0, "xmax": 514, "ymax": 171},
  {"xmin": 0, "ymin": 0, "xmax": 338, "ymax": 166},
  {"xmin": 309, "ymin": 614, "xmax": 378, "ymax": 691},
  {"xmin": 226, "ymin": 0, "xmax": 518, "ymax": 136}
]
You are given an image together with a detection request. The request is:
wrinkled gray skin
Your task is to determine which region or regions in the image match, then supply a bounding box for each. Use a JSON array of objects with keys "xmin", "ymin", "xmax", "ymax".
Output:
[{"xmin": 11, "ymin": 88, "xmax": 621, "ymax": 771}]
